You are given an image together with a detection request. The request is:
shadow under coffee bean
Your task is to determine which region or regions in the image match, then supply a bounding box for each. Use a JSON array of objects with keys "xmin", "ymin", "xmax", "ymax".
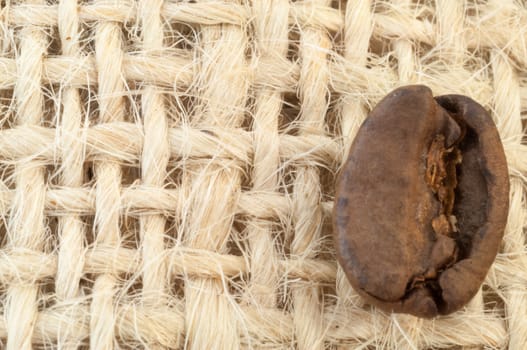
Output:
[{"xmin": 333, "ymin": 85, "xmax": 509, "ymax": 318}]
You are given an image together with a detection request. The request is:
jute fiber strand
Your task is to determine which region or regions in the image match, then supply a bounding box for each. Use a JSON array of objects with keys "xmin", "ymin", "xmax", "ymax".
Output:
[{"xmin": 0, "ymin": 0, "xmax": 524, "ymax": 349}]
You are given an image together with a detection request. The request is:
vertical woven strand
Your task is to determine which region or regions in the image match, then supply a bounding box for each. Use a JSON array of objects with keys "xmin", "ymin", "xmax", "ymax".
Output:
[
  {"xmin": 138, "ymin": 0, "xmax": 170, "ymax": 309},
  {"xmin": 491, "ymin": 46, "xmax": 526, "ymax": 349},
  {"xmin": 90, "ymin": 1, "xmax": 126, "ymax": 348},
  {"xmin": 182, "ymin": 1, "xmax": 248, "ymax": 348},
  {"xmin": 5, "ymin": 0, "xmax": 48, "ymax": 348},
  {"xmin": 392, "ymin": 0, "xmax": 416, "ymax": 83},
  {"xmin": 247, "ymin": 0, "xmax": 289, "ymax": 309},
  {"xmin": 292, "ymin": 0, "xmax": 331, "ymax": 348},
  {"xmin": 436, "ymin": 0, "xmax": 465, "ymax": 64},
  {"xmin": 335, "ymin": 0, "xmax": 372, "ymax": 307},
  {"xmin": 55, "ymin": 1, "xmax": 86, "ymax": 347},
  {"xmin": 56, "ymin": 0, "xmax": 84, "ymax": 300}
]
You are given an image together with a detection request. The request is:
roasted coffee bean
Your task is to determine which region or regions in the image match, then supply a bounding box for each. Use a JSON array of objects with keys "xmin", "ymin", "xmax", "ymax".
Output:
[{"xmin": 333, "ymin": 85, "xmax": 509, "ymax": 318}]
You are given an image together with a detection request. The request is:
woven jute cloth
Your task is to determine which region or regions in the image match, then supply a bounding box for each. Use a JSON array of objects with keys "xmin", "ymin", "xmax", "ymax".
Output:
[{"xmin": 0, "ymin": 0, "xmax": 525, "ymax": 349}]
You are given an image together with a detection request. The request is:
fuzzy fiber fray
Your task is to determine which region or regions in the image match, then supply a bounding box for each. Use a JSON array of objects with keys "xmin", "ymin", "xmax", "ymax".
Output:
[{"xmin": 0, "ymin": 0, "xmax": 525, "ymax": 349}]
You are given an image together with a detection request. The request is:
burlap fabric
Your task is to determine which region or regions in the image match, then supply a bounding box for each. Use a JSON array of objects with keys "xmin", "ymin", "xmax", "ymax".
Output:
[{"xmin": 0, "ymin": 0, "xmax": 525, "ymax": 349}]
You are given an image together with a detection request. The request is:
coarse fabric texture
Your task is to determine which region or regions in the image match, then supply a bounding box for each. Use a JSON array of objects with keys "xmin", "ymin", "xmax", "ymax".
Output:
[{"xmin": 0, "ymin": 0, "xmax": 525, "ymax": 349}]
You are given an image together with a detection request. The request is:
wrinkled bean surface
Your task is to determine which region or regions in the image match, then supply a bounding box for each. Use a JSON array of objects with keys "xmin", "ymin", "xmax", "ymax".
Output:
[{"xmin": 333, "ymin": 85, "xmax": 509, "ymax": 318}]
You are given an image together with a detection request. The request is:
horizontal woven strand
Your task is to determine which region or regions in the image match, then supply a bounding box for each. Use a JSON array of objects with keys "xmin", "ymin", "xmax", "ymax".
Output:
[
  {"xmin": 2, "ymin": 2, "xmax": 342, "ymax": 30},
  {"xmin": 0, "ymin": 246, "xmax": 337, "ymax": 284},
  {"xmin": 0, "ymin": 54, "xmax": 392, "ymax": 95},
  {"xmin": 2, "ymin": 3, "xmax": 525, "ymax": 64},
  {"xmin": 0, "ymin": 186, "xmax": 334, "ymax": 219},
  {"xmin": 0, "ymin": 123, "xmax": 342, "ymax": 167},
  {"xmin": 0, "ymin": 301, "xmax": 507, "ymax": 348}
]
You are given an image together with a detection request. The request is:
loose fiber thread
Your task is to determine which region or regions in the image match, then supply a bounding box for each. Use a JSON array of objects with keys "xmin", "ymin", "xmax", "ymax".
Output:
[{"xmin": 0, "ymin": 0, "xmax": 524, "ymax": 349}]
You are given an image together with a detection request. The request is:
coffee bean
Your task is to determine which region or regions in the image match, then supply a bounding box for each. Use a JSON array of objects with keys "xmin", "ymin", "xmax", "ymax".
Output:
[{"xmin": 333, "ymin": 85, "xmax": 509, "ymax": 318}]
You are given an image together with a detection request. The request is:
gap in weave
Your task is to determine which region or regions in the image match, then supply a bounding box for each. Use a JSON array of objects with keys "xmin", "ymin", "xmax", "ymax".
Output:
[
  {"xmin": 35, "ymin": 220, "xmax": 61, "ymax": 336},
  {"xmin": 520, "ymin": 74, "xmax": 527, "ymax": 143},
  {"xmin": 164, "ymin": 217, "xmax": 181, "ymax": 252},
  {"xmin": 330, "ymin": 0, "xmax": 342, "ymax": 10},
  {"xmin": 482, "ymin": 284, "xmax": 506, "ymax": 318},
  {"xmin": 45, "ymin": 164, "xmax": 63, "ymax": 187},
  {"xmin": 522, "ymin": 114, "xmax": 527, "ymax": 144},
  {"xmin": 83, "ymin": 215, "xmax": 96, "ymax": 247},
  {"xmin": 277, "ymin": 276, "xmax": 294, "ymax": 314},
  {"xmin": 120, "ymin": 216, "xmax": 139, "ymax": 250},
  {"xmin": 165, "ymin": 165, "xmax": 183, "ymax": 190},
  {"xmin": 0, "ymin": 164, "xmax": 15, "ymax": 190},
  {"xmin": 227, "ymin": 223, "xmax": 247, "ymax": 290},
  {"xmin": 166, "ymin": 93, "xmax": 195, "ymax": 127},
  {"xmin": 318, "ymin": 216, "xmax": 336, "ymax": 259},
  {"xmin": 80, "ymin": 272, "xmax": 95, "ymax": 297},
  {"xmin": 465, "ymin": 1, "xmax": 484, "ymax": 18},
  {"xmin": 124, "ymin": 91, "xmax": 140, "ymax": 124},
  {"xmin": 0, "ymin": 221, "xmax": 7, "ymax": 248},
  {"xmin": 241, "ymin": 95, "xmax": 255, "ymax": 133},
  {"xmin": 415, "ymin": 41, "xmax": 437, "ymax": 65},
  {"xmin": 280, "ymin": 92, "xmax": 301, "ymax": 134},
  {"xmin": 325, "ymin": 90, "xmax": 343, "ymax": 139},
  {"xmin": 320, "ymin": 165, "xmax": 337, "ymax": 201},
  {"xmin": 45, "ymin": 216, "xmax": 59, "ymax": 252},
  {"xmin": 164, "ymin": 21, "xmax": 200, "ymax": 52},
  {"xmin": 79, "ymin": 88, "xmax": 99, "ymax": 126},
  {"xmin": 121, "ymin": 165, "xmax": 141, "ymax": 186},
  {"xmin": 287, "ymin": 26, "xmax": 300, "ymax": 67},
  {"xmin": 230, "ymin": 217, "xmax": 247, "ymax": 258},
  {"xmin": 370, "ymin": 0, "xmax": 385, "ymax": 12},
  {"xmin": 0, "ymin": 91, "xmax": 15, "ymax": 130},
  {"xmin": 229, "ymin": 274, "xmax": 247, "ymax": 306},
  {"xmin": 79, "ymin": 21, "xmax": 96, "ymax": 56},
  {"xmin": 122, "ymin": 21, "xmax": 140, "ymax": 56},
  {"xmin": 164, "ymin": 166, "xmax": 182, "ymax": 250},
  {"xmin": 369, "ymin": 28, "xmax": 396, "ymax": 61},
  {"xmin": 47, "ymin": 25, "xmax": 62, "ymax": 57},
  {"xmin": 410, "ymin": 0, "xmax": 436, "ymax": 7},
  {"xmin": 274, "ymin": 220, "xmax": 293, "ymax": 258},
  {"xmin": 118, "ymin": 272, "xmax": 144, "ymax": 306},
  {"xmin": 280, "ymin": 165, "xmax": 296, "ymax": 223},
  {"xmin": 0, "ymin": 24, "xmax": 15, "ymax": 62},
  {"xmin": 171, "ymin": 276, "xmax": 185, "ymax": 301},
  {"xmin": 332, "ymin": 32, "xmax": 345, "ymax": 58},
  {"xmin": 41, "ymin": 85, "xmax": 59, "ymax": 128},
  {"xmin": 412, "ymin": 1, "xmax": 435, "ymax": 22},
  {"xmin": 37, "ymin": 276, "xmax": 57, "ymax": 311},
  {"xmin": 116, "ymin": 334, "xmax": 147, "ymax": 350},
  {"xmin": 83, "ymin": 162, "xmax": 96, "ymax": 187}
]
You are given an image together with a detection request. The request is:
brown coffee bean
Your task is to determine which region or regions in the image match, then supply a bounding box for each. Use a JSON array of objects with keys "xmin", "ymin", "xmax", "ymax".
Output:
[{"xmin": 333, "ymin": 85, "xmax": 509, "ymax": 318}]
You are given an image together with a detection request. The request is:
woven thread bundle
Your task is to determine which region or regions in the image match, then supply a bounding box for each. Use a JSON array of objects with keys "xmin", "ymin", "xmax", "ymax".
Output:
[{"xmin": 0, "ymin": 0, "xmax": 525, "ymax": 348}]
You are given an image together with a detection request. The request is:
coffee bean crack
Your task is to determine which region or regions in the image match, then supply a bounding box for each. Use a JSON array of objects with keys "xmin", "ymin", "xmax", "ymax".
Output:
[{"xmin": 404, "ymin": 132, "xmax": 464, "ymax": 308}]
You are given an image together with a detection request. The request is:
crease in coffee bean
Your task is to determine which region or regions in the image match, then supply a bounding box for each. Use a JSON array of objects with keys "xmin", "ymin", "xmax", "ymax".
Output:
[
  {"xmin": 406, "ymin": 103, "xmax": 468, "ymax": 306},
  {"xmin": 426, "ymin": 134, "xmax": 461, "ymax": 237}
]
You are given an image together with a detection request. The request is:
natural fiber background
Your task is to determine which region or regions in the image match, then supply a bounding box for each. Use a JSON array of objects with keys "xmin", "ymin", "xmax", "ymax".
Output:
[{"xmin": 0, "ymin": 0, "xmax": 525, "ymax": 349}]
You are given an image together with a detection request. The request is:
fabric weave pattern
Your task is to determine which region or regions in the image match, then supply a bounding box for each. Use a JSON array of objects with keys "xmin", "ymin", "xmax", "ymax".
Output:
[{"xmin": 0, "ymin": 0, "xmax": 525, "ymax": 348}]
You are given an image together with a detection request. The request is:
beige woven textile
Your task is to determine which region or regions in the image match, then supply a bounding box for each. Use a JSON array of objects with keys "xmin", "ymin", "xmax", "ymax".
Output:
[{"xmin": 0, "ymin": 0, "xmax": 525, "ymax": 349}]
